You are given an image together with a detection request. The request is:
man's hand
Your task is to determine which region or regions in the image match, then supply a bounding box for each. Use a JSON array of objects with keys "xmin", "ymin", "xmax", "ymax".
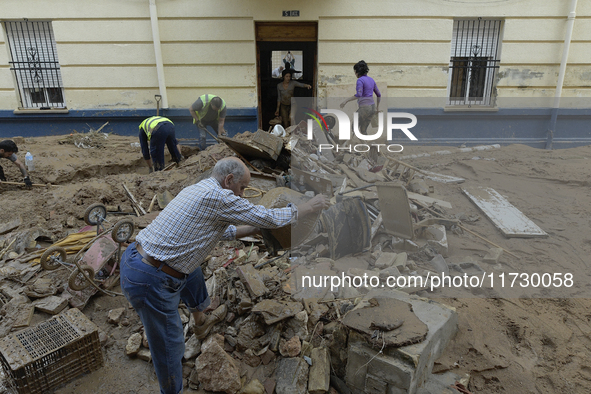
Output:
[
  {"xmin": 297, "ymin": 194, "xmax": 330, "ymax": 218},
  {"xmin": 23, "ymin": 176, "xmax": 32, "ymax": 189}
]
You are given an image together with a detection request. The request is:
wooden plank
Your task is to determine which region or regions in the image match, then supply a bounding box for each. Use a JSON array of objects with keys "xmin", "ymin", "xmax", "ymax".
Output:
[
  {"xmin": 462, "ymin": 186, "xmax": 548, "ymax": 238},
  {"xmin": 407, "ymin": 191, "xmax": 453, "ymax": 209},
  {"xmin": 420, "ymin": 170, "xmax": 465, "ymax": 184},
  {"xmin": 255, "ymin": 22, "xmax": 317, "ymax": 42}
]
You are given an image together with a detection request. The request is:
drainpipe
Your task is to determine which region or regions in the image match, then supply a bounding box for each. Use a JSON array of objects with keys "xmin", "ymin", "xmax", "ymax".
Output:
[
  {"xmin": 149, "ymin": 0, "xmax": 169, "ymax": 109},
  {"xmin": 546, "ymin": 0, "xmax": 577, "ymax": 150}
]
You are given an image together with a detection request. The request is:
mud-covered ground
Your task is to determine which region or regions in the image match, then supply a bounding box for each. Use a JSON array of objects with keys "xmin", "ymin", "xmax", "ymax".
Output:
[{"xmin": 1, "ymin": 134, "xmax": 591, "ymax": 393}]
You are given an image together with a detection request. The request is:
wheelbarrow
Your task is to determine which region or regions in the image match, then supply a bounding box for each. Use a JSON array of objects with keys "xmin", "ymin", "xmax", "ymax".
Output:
[{"xmin": 39, "ymin": 203, "xmax": 134, "ymax": 292}]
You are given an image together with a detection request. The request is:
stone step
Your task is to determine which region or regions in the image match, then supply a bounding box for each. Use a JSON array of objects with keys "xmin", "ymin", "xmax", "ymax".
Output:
[{"xmin": 345, "ymin": 289, "xmax": 458, "ymax": 394}]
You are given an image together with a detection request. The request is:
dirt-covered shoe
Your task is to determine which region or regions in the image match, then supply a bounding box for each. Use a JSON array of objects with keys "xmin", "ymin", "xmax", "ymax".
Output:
[{"xmin": 194, "ymin": 304, "xmax": 227, "ymax": 340}]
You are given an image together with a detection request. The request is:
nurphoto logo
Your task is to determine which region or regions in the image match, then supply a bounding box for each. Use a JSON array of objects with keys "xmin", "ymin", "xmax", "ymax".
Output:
[{"xmin": 305, "ymin": 109, "xmax": 418, "ymax": 153}]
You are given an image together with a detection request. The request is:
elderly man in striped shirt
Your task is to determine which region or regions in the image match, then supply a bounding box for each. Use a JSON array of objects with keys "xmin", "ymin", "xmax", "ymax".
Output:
[{"xmin": 119, "ymin": 157, "xmax": 328, "ymax": 394}]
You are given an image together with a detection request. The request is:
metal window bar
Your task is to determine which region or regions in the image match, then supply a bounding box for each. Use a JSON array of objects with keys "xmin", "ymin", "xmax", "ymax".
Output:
[
  {"xmin": 448, "ymin": 19, "xmax": 501, "ymax": 106},
  {"xmin": 4, "ymin": 20, "xmax": 65, "ymax": 109}
]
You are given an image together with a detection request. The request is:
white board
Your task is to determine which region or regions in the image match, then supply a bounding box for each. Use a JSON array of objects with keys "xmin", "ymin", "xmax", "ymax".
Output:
[{"xmin": 462, "ymin": 186, "xmax": 548, "ymax": 238}]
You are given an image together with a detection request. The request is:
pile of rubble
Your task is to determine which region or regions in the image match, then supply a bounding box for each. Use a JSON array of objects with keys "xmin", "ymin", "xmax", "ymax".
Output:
[
  {"xmin": 0, "ymin": 123, "xmax": 530, "ymax": 394},
  {"xmin": 115, "ymin": 123, "xmax": 489, "ymax": 394}
]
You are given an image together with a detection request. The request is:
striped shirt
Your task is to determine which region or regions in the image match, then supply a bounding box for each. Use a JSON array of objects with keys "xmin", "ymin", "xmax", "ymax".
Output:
[{"xmin": 136, "ymin": 177, "xmax": 297, "ymax": 274}]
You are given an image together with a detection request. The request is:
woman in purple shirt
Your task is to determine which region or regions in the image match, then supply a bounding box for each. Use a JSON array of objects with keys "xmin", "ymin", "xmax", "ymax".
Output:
[{"xmin": 340, "ymin": 60, "xmax": 381, "ymax": 135}]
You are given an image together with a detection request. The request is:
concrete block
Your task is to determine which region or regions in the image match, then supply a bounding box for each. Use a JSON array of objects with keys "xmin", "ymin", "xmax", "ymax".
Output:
[
  {"xmin": 308, "ymin": 347, "xmax": 330, "ymax": 394},
  {"xmin": 275, "ymin": 357, "xmax": 309, "ymax": 394},
  {"xmin": 375, "ymin": 252, "xmax": 397, "ymax": 269},
  {"xmin": 482, "ymin": 247, "xmax": 503, "ymax": 264},
  {"xmin": 345, "ymin": 289, "xmax": 458, "ymax": 394},
  {"xmin": 394, "ymin": 252, "xmax": 408, "ymax": 270}
]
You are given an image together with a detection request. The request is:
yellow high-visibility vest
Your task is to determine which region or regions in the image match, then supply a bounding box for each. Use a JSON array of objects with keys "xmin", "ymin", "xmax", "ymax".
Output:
[
  {"xmin": 139, "ymin": 116, "xmax": 173, "ymax": 141},
  {"xmin": 193, "ymin": 94, "xmax": 226, "ymax": 123}
]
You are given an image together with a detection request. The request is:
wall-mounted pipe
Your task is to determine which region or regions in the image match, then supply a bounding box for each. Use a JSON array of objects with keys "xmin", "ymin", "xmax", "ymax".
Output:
[
  {"xmin": 546, "ymin": 0, "xmax": 578, "ymax": 149},
  {"xmin": 149, "ymin": 0, "xmax": 169, "ymax": 109}
]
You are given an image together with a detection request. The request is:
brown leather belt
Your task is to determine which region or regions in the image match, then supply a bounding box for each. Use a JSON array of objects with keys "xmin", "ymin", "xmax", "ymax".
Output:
[{"xmin": 136, "ymin": 242, "xmax": 185, "ymax": 279}]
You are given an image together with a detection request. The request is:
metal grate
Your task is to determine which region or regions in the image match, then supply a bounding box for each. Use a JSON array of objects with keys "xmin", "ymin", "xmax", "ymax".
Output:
[
  {"xmin": 0, "ymin": 309, "xmax": 103, "ymax": 394},
  {"xmin": 16, "ymin": 316, "xmax": 80, "ymax": 359},
  {"xmin": 448, "ymin": 19, "xmax": 502, "ymax": 106},
  {"xmin": 4, "ymin": 20, "xmax": 66, "ymax": 109}
]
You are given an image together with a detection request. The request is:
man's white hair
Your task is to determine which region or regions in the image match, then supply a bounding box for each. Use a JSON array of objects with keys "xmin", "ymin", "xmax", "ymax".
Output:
[{"xmin": 212, "ymin": 158, "xmax": 246, "ymax": 182}]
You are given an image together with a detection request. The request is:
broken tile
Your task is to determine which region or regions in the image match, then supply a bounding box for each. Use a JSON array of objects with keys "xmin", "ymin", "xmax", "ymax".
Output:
[
  {"xmin": 236, "ymin": 263, "xmax": 269, "ymax": 299},
  {"xmin": 252, "ymin": 299, "xmax": 303, "ymax": 325},
  {"xmin": 32, "ymin": 296, "xmax": 68, "ymax": 315},
  {"xmin": 374, "ymin": 252, "xmax": 397, "ymax": 269}
]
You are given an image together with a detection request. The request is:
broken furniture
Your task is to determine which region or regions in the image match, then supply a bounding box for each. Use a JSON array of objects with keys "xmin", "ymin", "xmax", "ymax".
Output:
[{"xmin": 376, "ymin": 182, "xmax": 458, "ymax": 241}]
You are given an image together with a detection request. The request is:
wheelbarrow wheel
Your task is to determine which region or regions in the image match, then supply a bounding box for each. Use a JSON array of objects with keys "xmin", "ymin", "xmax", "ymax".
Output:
[
  {"xmin": 111, "ymin": 219, "xmax": 135, "ymax": 243},
  {"xmin": 68, "ymin": 264, "xmax": 95, "ymax": 291},
  {"xmin": 40, "ymin": 246, "xmax": 67, "ymax": 271},
  {"xmin": 84, "ymin": 203, "xmax": 107, "ymax": 226}
]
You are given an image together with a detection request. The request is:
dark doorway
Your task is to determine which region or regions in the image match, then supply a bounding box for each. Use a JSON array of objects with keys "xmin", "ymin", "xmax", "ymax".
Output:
[{"xmin": 255, "ymin": 22, "xmax": 318, "ymax": 131}]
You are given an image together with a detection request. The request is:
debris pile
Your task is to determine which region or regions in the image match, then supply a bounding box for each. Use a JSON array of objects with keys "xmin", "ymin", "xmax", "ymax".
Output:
[{"xmin": 0, "ymin": 126, "xmax": 565, "ymax": 393}]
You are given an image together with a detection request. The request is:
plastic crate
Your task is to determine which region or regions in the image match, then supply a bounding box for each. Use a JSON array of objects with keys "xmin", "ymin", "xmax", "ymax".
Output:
[{"xmin": 0, "ymin": 308, "xmax": 103, "ymax": 394}]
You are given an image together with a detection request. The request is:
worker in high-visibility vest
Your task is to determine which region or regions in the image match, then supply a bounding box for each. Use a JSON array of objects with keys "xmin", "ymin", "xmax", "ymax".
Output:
[
  {"xmin": 189, "ymin": 94, "xmax": 227, "ymax": 150},
  {"xmin": 138, "ymin": 116, "xmax": 183, "ymax": 172}
]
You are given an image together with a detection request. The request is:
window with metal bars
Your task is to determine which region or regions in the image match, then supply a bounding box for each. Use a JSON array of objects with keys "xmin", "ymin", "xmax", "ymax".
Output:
[
  {"xmin": 448, "ymin": 19, "xmax": 502, "ymax": 106},
  {"xmin": 4, "ymin": 20, "xmax": 66, "ymax": 109}
]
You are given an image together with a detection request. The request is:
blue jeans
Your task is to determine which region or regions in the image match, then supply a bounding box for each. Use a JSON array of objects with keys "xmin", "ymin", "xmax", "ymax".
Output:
[
  {"xmin": 150, "ymin": 122, "xmax": 182, "ymax": 171},
  {"xmin": 120, "ymin": 243, "xmax": 210, "ymax": 394}
]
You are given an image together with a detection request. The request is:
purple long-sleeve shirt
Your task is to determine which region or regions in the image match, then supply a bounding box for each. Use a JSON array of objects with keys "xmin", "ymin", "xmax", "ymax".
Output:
[{"xmin": 355, "ymin": 75, "xmax": 381, "ymax": 107}]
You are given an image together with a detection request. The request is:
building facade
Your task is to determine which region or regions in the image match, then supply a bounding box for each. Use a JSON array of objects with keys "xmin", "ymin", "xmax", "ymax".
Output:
[{"xmin": 1, "ymin": 0, "xmax": 590, "ymax": 147}]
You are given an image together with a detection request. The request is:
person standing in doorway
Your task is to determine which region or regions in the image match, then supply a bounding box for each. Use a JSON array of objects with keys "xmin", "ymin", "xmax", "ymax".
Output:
[{"xmin": 275, "ymin": 69, "xmax": 311, "ymax": 129}]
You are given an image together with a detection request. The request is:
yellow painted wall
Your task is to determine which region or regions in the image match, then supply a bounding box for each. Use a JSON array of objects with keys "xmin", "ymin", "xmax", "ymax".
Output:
[{"xmin": 0, "ymin": 0, "xmax": 589, "ymax": 111}]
